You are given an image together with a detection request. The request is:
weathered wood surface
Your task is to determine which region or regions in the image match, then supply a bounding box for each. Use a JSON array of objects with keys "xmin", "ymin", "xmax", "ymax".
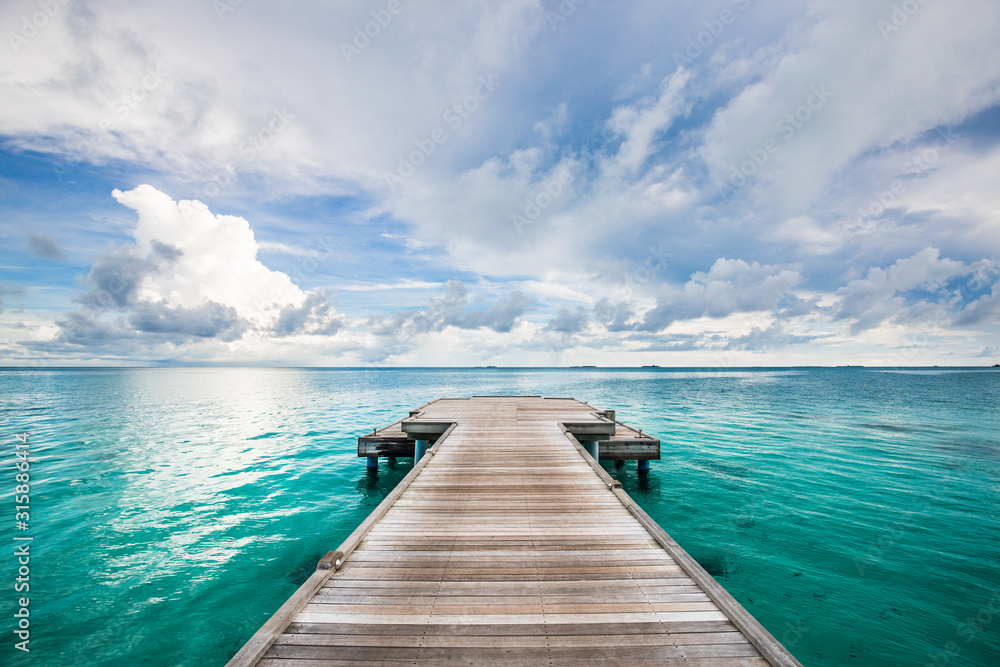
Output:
[{"xmin": 230, "ymin": 397, "xmax": 801, "ymax": 666}]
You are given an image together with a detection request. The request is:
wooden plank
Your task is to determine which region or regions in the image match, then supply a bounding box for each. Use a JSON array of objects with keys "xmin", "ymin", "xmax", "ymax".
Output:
[
  {"xmin": 299, "ymin": 601, "xmax": 722, "ymax": 615},
  {"xmin": 316, "ymin": 580, "xmax": 704, "ymax": 596},
  {"xmin": 263, "ymin": 643, "xmax": 762, "ymax": 661},
  {"xmin": 295, "ymin": 611, "xmax": 733, "ymax": 625},
  {"xmin": 319, "ymin": 572, "xmax": 695, "ymax": 582},
  {"xmin": 285, "ymin": 620, "xmax": 741, "ymax": 636},
  {"xmin": 343, "ymin": 547, "xmax": 672, "ymax": 557},
  {"xmin": 336, "ymin": 558, "xmax": 684, "ymax": 570},
  {"xmin": 274, "ymin": 630, "xmax": 751, "ymax": 648},
  {"xmin": 309, "ymin": 593, "xmax": 714, "ymax": 605},
  {"xmin": 259, "ymin": 658, "xmax": 771, "ymax": 667}
]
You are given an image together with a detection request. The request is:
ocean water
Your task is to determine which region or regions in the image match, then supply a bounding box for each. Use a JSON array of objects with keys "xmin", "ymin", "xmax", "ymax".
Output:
[{"xmin": 1, "ymin": 367, "xmax": 998, "ymax": 666}]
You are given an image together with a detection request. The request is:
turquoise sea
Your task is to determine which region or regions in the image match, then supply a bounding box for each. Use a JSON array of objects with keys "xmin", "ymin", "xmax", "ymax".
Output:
[{"xmin": 1, "ymin": 367, "xmax": 998, "ymax": 666}]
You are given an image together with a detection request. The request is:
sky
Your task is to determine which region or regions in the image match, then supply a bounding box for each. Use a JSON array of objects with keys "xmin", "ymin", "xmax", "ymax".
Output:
[{"xmin": 1, "ymin": 0, "xmax": 999, "ymax": 367}]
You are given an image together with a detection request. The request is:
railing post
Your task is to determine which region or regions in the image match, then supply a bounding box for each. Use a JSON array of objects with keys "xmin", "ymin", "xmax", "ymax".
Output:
[{"xmin": 414, "ymin": 439, "xmax": 429, "ymax": 465}]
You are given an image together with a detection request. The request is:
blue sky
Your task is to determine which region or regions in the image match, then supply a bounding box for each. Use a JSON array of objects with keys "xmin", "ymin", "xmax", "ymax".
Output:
[{"xmin": 1, "ymin": 0, "xmax": 999, "ymax": 366}]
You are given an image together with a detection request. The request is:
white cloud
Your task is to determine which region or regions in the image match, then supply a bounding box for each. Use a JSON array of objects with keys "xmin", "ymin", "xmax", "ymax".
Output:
[
  {"xmin": 834, "ymin": 248, "xmax": 1000, "ymax": 332},
  {"xmin": 701, "ymin": 0, "xmax": 1000, "ymax": 211},
  {"xmin": 0, "ymin": 0, "xmax": 548, "ymax": 192},
  {"xmin": 387, "ymin": 68, "xmax": 698, "ymax": 280},
  {"xmin": 256, "ymin": 240, "xmax": 322, "ymax": 257},
  {"xmin": 110, "ymin": 185, "xmax": 306, "ymax": 327},
  {"xmin": 340, "ymin": 280, "xmax": 444, "ymax": 292},
  {"xmin": 354, "ymin": 280, "xmax": 534, "ymax": 362},
  {"xmin": 641, "ymin": 258, "xmax": 806, "ymax": 331},
  {"xmin": 533, "ymin": 102, "xmax": 569, "ymax": 142},
  {"xmin": 44, "ymin": 186, "xmax": 344, "ymax": 354},
  {"xmin": 605, "ymin": 68, "xmax": 690, "ymax": 174},
  {"xmin": 369, "ymin": 280, "xmax": 532, "ymax": 335}
]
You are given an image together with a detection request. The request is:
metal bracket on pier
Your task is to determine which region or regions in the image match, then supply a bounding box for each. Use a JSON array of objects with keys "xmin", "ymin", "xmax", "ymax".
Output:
[{"xmin": 316, "ymin": 550, "xmax": 344, "ymax": 571}]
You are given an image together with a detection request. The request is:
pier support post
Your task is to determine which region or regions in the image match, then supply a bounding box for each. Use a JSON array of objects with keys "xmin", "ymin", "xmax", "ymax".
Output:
[
  {"xmin": 413, "ymin": 439, "xmax": 429, "ymax": 465},
  {"xmin": 366, "ymin": 456, "xmax": 378, "ymax": 470},
  {"xmin": 582, "ymin": 440, "xmax": 599, "ymax": 461},
  {"xmin": 637, "ymin": 459, "xmax": 650, "ymax": 473}
]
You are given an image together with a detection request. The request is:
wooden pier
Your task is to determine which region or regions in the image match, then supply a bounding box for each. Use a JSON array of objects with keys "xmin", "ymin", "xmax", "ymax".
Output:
[{"xmin": 228, "ymin": 396, "xmax": 802, "ymax": 666}]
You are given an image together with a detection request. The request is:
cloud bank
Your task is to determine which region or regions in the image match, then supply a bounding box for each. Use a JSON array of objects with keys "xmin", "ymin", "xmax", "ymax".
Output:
[{"xmin": 1, "ymin": 0, "xmax": 998, "ymax": 365}]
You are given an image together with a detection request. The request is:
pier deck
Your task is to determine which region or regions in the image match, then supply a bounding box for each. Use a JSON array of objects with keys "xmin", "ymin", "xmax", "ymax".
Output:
[{"xmin": 228, "ymin": 396, "xmax": 801, "ymax": 666}]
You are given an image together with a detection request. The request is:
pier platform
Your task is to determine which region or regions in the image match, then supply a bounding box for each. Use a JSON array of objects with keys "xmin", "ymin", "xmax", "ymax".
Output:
[
  {"xmin": 228, "ymin": 396, "xmax": 801, "ymax": 666},
  {"xmin": 358, "ymin": 397, "xmax": 660, "ymax": 465}
]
